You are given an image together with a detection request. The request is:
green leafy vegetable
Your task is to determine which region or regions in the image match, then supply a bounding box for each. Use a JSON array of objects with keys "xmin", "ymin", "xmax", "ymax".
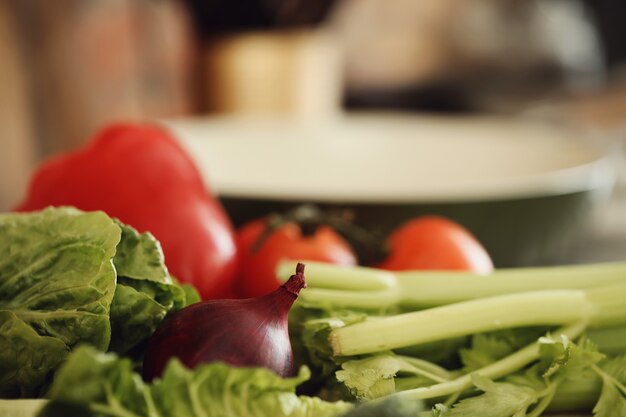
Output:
[
  {"xmin": 591, "ymin": 353, "xmax": 626, "ymax": 417},
  {"xmin": 0, "ymin": 312, "xmax": 67, "ymax": 399},
  {"xmin": 39, "ymin": 346, "xmax": 353, "ymax": 417},
  {"xmin": 108, "ymin": 280, "xmax": 181, "ymax": 356},
  {"xmin": 459, "ymin": 334, "xmax": 514, "ymax": 373},
  {"xmin": 0, "ymin": 208, "xmax": 198, "ymax": 399},
  {"xmin": 0, "ymin": 208, "xmax": 120, "ymax": 398},
  {"xmin": 460, "ymin": 328, "xmax": 549, "ymax": 373},
  {"xmin": 431, "ymin": 404, "xmax": 449, "ymax": 417},
  {"xmin": 284, "ymin": 260, "xmax": 626, "ymax": 416},
  {"xmin": 445, "ymin": 374, "xmax": 539, "ymax": 417},
  {"xmin": 179, "ymin": 282, "xmax": 201, "ymax": 306},
  {"xmin": 433, "ymin": 334, "xmax": 626, "ymax": 417},
  {"xmin": 337, "ymin": 354, "xmax": 452, "ymax": 401},
  {"xmin": 593, "ymin": 376, "xmax": 626, "ymax": 417},
  {"xmin": 108, "ymin": 221, "xmax": 191, "ymax": 355},
  {"xmin": 299, "ymin": 314, "xmax": 367, "ymax": 380},
  {"xmin": 336, "ymin": 355, "xmax": 402, "ymax": 400},
  {"xmin": 112, "ymin": 220, "xmax": 171, "ymax": 284}
]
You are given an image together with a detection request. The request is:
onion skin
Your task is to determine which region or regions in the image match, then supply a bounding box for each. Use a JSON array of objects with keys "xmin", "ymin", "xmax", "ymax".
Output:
[{"xmin": 143, "ymin": 263, "xmax": 307, "ymax": 380}]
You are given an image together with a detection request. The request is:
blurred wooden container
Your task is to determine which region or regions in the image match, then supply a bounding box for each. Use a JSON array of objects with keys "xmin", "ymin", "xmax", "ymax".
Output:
[{"xmin": 202, "ymin": 29, "xmax": 342, "ymax": 119}]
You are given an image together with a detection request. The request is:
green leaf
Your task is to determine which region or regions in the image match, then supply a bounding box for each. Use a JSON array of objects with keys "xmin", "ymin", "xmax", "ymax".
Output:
[
  {"xmin": 300, "ymin": 315, "xmax": 366, "ymax": 378},
  {"xmin": 505, "ymin": 364, "xmax": 547, "ymax": 393},
  {"xmin": 335, "ymin": 354, "xmax": 441, "ymax": 400},
  {"xmin": 445, "ymin": 374, "xmax": 539, "ymax": 417},
  {"xmin": 599, "ymin": 353, "xmax": 626, "ymax": 383},
  {"xmin": 460, "ymin": 328, "xmax": 550, "ymax": 372},
  {"xmin": 336, "ymin": 355, "xmax": 401, "ymax": 400},
  {"xmin": 42, "ymin": 346, "xmax": 149, "ymax": 417},
  {"xmin": 108, "ymin": 222, "xmax": 188, "ymax": 355},
  {"xmin": 180, "ymin": 283, "xmax": 201, "ymax": 307},
  {"xmin": 431, "ymin": 403, "xmax": 449, "ymax": 417},
  {"xmin": 0, "ymin": 312, "xmax": 67, "ymax": 398},
  {"xmin": 590, "ymin": 354, "xmax": 626, "ymax": 417},
  {"xmin": 460, "ymin": 334, "xmax": 514, "ymax": 372},
  {"xmin": 107, "ymin": 281, "xmax": 174, "ymax": 356},
  {"xmin": 538, "ymin": 335, "xmax": 604, "ymax": 380},
  {"xmin": 0, "ymin": 208, "xmax": 120, "ymax": 398},
  {"xmin": 39, "ymin": 346, "xmax": 353, "ymax": 417},
  {"xmin": 593, "ymin": 374, "xmax": 626, "ymax": 417},
  {"xmin": 111, "ymin": 220, "xmax": 171, "ymax": 285}
]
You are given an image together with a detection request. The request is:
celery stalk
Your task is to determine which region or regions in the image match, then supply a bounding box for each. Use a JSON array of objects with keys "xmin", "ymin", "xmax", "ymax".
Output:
[
  {"xmin": 279, "ymin": 261, "xmax": 626, "ymax": 310},
  {"xmin": 277, "ymin": 261, "xmax": 395, "ymax": 291},
  {"xmin": 397, "ymin": 262, "xmax": 626, "ymax": 307},
  {"xmin": 330, "ymin": 283, "xmax": 626, "ymax": 356},
  {"xmin": 587, "ymin": 284, "xmax": 626, "ymax": 327},
  {"xmin": 587, "ymin": 325, "xmax": 626, "ymax": 354},
  {"xmin": 331, "ymin": 290, "xmax": 592, "ymax": 356}
]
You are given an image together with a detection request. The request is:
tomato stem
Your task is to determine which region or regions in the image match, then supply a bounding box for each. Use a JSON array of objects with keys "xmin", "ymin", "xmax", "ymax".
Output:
[{"xmin": 250, "ymin": 205, "xmax": 387, "ymax": 263}]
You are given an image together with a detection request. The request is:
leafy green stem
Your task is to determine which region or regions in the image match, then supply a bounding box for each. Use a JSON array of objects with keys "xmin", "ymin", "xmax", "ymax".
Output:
[
  {"xmin": 526, "ymin": 383, "xmax": 558, "ymax": 417},
  {"xmin": 592, "ymin": 364, "xmax": 626, "ymax": 396},
  {"xmin": 400, "ymin": 356, "xmax": 456, "ymax": 383},
  {"xmin": 392, "ymin": 322, "xmax": 587, "ymax": 401}
]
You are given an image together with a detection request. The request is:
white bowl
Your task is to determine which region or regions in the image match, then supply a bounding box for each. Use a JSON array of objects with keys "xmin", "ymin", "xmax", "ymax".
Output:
[{"xmin": 165, "ymin": 113, "xmax": 616, "ymax": 266}]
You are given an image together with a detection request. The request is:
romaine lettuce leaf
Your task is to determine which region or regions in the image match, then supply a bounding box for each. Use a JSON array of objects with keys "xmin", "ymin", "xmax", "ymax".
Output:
[
  {"xmin": 39, "ymin": 346, "xmax": 353, "ymax": 417},
  {"xmin": 0, "ymin": 208, "xmax": 198, "ymax": 398},
  {"xmin": 108, "ymin": 221, "xmax": 191, "ymax": 355},
  {"xmin": 0, "ymin": 208, "xmax": 120, "ymax": 398},
  {"xmin": 0, "ymin": 312, "xmax": 67, "ymax": 399}
]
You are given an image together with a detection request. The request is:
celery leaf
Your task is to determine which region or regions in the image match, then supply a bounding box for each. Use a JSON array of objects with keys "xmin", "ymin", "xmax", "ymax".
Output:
[
  {"xmin": 445, "ymin": 374, "xmax": 539, "ymax": 417},
  {"xmin": 539, "ymin": 335, "xmax": 604, "ymax": 380},
  {"xmin": 460, "ymin": 334, "xmax": 514, "ymax": 372},
  {"xmin": 593, "ymin": 374, "xmax": 626, "ymax": 417}
]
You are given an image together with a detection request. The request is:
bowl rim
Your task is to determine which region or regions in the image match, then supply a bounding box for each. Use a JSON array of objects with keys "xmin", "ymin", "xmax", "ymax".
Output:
[{"xmin": 165, "ymin": 113, "xmax": 617, "ymax": 203}]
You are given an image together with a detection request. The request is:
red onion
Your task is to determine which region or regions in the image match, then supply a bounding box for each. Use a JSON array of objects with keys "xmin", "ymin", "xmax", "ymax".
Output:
[{"xmin": 142, "ymin": 263, "xmax": 307, "ymax": 380}]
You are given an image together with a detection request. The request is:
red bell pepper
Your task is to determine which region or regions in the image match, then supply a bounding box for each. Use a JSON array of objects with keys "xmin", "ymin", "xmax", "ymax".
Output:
[{"xmin": 15, "ymin": 123, "xmax": 237, "ymax": 300}]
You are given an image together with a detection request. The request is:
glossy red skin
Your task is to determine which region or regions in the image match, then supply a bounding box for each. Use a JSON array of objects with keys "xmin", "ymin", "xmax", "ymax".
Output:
[
  {"xmin": 236, "ymin": 219, "xmax": 357, "ymax": 298},
  {"xmin": 377, "ymin": 216, "xmax": 494, "ymax": 274},
  {"xmin": 14, "ymin": 123, "xmax": 237, "ymax": 299}
]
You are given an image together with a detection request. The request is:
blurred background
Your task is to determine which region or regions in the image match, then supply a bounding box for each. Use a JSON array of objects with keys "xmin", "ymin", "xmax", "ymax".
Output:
[{"xmin": 1, "ymin": 0, "xmax": 626, "ymax": 265}]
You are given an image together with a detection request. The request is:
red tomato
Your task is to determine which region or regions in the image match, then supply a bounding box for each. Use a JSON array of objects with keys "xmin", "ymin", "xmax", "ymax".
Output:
[
  {"xmin": 376, "ymin": 216, "xmax": 493, "ymax": 273},
  {"xmin": 236, "ymin": 218, "xmax": 358, "ymax": 297}
]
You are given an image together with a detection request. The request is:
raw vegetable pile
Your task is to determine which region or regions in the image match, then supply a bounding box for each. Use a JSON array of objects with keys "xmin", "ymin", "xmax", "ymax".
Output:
[
  {"xmin": 1, "ymin": 122, "xmax": 625, "ymax": 417},
  {"xmin": 279, "ymin": 261, "xmax": 626, "ymax": 416}
]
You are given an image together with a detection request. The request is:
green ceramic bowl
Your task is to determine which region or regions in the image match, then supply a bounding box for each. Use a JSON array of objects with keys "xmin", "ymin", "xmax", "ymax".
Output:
[{"xmin": 167, "ymin": 113, "xmax": 616, "ymax": 267}]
